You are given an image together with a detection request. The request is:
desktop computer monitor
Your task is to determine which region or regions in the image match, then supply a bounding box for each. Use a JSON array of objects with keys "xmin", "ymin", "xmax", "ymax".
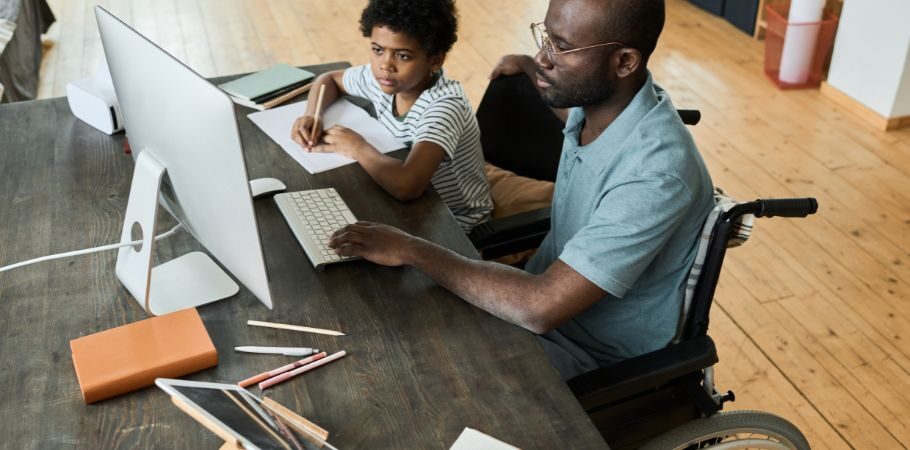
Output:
[{"xmin": 95, "ymin": 6, "xmax": 274, "ymax": 314}]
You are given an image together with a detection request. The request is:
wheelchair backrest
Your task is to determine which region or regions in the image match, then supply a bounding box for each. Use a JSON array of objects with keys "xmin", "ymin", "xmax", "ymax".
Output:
[
  {"xmin": 680, "ymin": 198, "xmax": 818, "ymax": 341},
  {"xmin": 476, "ymin": 74, "xmax": 565, "ymax": 182}
]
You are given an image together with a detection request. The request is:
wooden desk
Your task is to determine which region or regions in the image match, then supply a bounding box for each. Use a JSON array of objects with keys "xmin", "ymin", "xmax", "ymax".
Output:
[{"xmin": 0, "ymin": 63, "xmax": 605, "ymax": 448}]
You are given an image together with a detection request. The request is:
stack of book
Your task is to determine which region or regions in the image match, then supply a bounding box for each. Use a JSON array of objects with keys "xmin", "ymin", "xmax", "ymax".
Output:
[{"xmin": 219, "ymin": 63, "xmax": 315, "ymax": 110}]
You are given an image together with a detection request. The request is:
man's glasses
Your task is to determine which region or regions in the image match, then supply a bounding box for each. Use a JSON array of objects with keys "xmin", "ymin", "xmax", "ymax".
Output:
[{"xmin": 530, "ymin": 22, "xmax": 627, "ymax": 63}]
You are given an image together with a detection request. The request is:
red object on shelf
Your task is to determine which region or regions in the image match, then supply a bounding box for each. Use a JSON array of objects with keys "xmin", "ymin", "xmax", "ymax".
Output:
[{"xmin": 764, "ymin": 2, "xmax": 839, "ymax": 89}]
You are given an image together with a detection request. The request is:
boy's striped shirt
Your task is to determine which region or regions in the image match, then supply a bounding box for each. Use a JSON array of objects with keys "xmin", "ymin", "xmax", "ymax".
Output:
[{"xmin": 343, "ymin": 64, "xmax": 492, "ymax": 231}]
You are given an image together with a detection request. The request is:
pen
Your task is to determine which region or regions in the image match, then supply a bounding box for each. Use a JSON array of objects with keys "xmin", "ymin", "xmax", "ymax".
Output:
[
  {"xmin": 235, "ymin": 346, "xmax": 319, "ymax": 356},
  {"xmin": 238, "ymin": 352, "xmax": 327, "ymax": 388},
  {"xmin": 259, "ymin": 350, "xmax": 347, "ymax": 390}
]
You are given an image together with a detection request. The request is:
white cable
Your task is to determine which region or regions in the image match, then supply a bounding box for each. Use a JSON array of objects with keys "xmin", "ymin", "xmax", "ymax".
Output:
[{"xmin": 0, "ymin": 224, "xmax": 183, "ymax": 273}]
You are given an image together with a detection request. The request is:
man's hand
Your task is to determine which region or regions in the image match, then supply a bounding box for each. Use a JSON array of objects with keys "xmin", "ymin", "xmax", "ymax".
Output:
[
  {"xmin": 310, "ymin": 126, "xmax": 373, "ymax": 160},
  {"xmin": 489, "ymin": 54, "xmax": 535, "ymax": 79},
  {"xmin": 290, "ymin": 115, "xmax": 323, "ymax": 149},
  {"xmin": 328, "ymin": 222, "xmax": 417, "ymax": 266}
]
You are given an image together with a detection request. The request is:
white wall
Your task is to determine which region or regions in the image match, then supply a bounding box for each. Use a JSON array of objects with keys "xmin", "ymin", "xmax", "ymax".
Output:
[
  {"xmin": 893, "ymin": 44, "xmax": 910, "ymax": 117},
  {"xmin": 826, "ymin": 0, "xmax": 910, "ymax": 118}
]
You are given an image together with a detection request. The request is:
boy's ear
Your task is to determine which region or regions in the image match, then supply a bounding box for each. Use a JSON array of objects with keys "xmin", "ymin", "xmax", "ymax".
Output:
[{"xmin": 429, "ymin": 53, "xmax": 446, "ymax": 73}]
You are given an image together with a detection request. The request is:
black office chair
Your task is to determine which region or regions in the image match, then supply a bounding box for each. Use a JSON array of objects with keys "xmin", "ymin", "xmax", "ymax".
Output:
[
  {"xmin": 468, "ymin": 74, "xmax": 702, "ymax": 260},
  {"xmin": 567, "ymin": 197, "xmax": 817, "ymax": 449}
]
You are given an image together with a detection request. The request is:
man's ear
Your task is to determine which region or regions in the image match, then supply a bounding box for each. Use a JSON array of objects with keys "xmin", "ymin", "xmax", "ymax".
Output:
[
  {"xmin": 615, "ymin": 48, "xmax": 642, "ymax": 79},
  {"xmin": 429, "ymin": 53, "xmax": 446, "ymax": 73}
]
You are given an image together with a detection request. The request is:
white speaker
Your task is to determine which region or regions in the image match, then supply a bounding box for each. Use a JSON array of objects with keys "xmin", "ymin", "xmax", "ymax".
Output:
[{"xmin": 66, "ymin": 62, "xmax": 124, "ymax": 135}]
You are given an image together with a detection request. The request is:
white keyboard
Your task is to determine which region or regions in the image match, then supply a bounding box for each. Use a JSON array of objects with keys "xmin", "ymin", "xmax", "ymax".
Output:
[{"xmin": 274, "ymin": 188, "xmax": 360, "ymax": 270}]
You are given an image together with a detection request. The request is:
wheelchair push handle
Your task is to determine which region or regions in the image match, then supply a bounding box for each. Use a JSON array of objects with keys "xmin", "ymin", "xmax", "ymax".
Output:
[
  {"xmin": 755, "ymin": 198, "xmax": 818, "ymax": 218},
  {"xmin": 721, "ymin": 197, "xmax": 818, "ymax": 223},
  {"xmin": 677, "ymin": 109, "xmax": 701, "ymax": 126}
]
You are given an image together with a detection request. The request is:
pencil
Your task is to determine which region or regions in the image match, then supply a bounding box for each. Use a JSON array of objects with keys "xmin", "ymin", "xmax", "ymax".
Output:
[
  {"xmin": 247, "ymin": 320, "xmax": 345, "ymax": 336},
  {"xmin": 237, "ymin": 352, "xmax": 328, "ymax": 388},
  {"xmin": 221, "ymin": 389, "xmax": 291, "ymax": 450},
  {"xmin": 262, "ymin": 81, "xmax": 313, "ymax": 110},
  {"xmin": 259, "ymin": 350, "xmax": 347, "ymax": 390},
  {"xmin": 266, "ymin": 408, "xmax": 304, "ymax": 450},
  {"xmin": 310, "ymin": 83, "xmax": 326, "ymax": 139},
  {"xmin": 259, "ymin": 397, "xmax": 330, "ymax": 446}
]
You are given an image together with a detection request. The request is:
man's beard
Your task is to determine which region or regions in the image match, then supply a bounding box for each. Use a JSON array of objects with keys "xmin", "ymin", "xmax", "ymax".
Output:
[{"xmin": 540, "ymin": 73, "xmax": 616, "ymax": 109}]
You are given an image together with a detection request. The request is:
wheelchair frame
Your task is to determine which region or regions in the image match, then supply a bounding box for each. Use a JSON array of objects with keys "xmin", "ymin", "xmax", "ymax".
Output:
[{"xmin": 568, "ymin": 199, "xmax": 817, "ymax": 449}]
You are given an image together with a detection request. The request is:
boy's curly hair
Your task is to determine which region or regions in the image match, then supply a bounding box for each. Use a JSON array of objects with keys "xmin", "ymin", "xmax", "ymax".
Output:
[{"xmin": 359, "ymin": 0, "xmax": 459, "ymax": 56}]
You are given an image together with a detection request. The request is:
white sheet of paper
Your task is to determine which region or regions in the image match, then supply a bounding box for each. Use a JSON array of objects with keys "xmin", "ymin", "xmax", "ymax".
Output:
[
  {"xmin": 248, "ymin": 98, "xmax": 405, "ymax": 174},
  {"xmin": 449, "ymin": 428, "xmax": 520, "ymax": 450}
]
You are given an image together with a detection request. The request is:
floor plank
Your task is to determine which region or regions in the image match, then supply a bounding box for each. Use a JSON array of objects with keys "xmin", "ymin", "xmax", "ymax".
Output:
[{"xmin": 711, "ymin": 304, "xmax": 851, "ymax": 449}]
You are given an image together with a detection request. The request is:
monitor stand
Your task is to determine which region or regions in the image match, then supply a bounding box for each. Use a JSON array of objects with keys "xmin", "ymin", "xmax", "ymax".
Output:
[{"xmin": 115, "ymin": 152, "xmax": 239, "ymax": 316}]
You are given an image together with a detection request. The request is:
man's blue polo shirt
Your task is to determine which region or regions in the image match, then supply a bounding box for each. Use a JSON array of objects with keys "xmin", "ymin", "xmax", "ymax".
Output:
[{"xmin": 525, "ymin": 74, "xmax": 714, "ymax": 367}]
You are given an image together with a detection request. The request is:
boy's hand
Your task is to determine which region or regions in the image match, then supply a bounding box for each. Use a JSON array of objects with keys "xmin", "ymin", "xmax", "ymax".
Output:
[
  {"xmin": 490, "ymin": 54, "xmax": 535, "ymax": 79},
  {"xmin": 290, "ymin": 115, "xmax": 324, "ymax": 149},
  {"xmin": 310, "ymin": 126, "xmax": 373, "ymax": 160}
]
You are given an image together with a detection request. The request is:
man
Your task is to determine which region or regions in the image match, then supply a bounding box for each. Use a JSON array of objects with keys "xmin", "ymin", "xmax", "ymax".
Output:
[{"xmin": 328, "ymin": 0, "xmax": 714, "ymax": 380}]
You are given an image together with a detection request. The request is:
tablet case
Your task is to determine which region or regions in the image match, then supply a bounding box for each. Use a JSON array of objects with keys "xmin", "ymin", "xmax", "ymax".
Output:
[{"xmin": 70, "ymin": 308, "xmax": 218, "ymax": 403}]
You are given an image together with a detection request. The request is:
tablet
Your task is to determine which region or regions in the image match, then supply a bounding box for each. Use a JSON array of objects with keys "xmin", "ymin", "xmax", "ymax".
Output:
[{"xmin": 156, "ymin": 379, "xmax": 300, "ymax": 450}]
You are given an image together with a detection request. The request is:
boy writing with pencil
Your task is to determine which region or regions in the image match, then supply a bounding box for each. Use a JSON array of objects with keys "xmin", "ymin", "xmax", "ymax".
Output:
[{"xmin": 290, "ymin": 0, "xmax": 492, "ymax": 232}]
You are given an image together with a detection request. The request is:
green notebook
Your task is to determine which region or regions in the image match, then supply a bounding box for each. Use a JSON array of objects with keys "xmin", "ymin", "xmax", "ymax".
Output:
[{"xmin": 218, "ymin": 64, "xmax": 315, "ymax": 101}]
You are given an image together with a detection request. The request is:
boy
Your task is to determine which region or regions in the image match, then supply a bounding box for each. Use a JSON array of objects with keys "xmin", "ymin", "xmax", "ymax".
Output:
[{"xmin": 291, "ymin": 0, "xmax": 492, "ymax": 232}]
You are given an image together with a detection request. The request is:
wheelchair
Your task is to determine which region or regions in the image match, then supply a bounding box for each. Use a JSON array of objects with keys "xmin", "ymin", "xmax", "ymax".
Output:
[{"xmin": 470, "ymin": 75, "xmax": 817, "ymax": 449}]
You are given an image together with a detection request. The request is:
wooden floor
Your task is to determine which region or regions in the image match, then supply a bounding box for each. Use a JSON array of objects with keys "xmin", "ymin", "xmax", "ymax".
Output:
[{"xmin": 36, "ymin": 1, "xmax": 910, "ymax": 448}]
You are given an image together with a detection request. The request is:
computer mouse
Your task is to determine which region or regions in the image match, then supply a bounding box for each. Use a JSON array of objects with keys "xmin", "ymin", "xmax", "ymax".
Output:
[{"xmin": 249, "ymin": 177, "xmax": 287, "ymax": 199}]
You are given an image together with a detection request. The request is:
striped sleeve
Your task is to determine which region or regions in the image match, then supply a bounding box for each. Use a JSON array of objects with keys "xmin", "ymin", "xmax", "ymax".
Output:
[
  {"xmin": 342, "ymin": 65, "xmax": 372, "ymax": 98},
  {"xmin": 412, "ymin": 97, "xmax": 466, "ymax": 160}
]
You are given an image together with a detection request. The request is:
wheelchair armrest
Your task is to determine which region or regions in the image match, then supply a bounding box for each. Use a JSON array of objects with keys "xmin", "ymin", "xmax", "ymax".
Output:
[
  {"xmin": 567, "ymin": 335, "xmax": 719, "ymax": 411},
  {"xmin": 468, "ymin": 207, "xmax": 551, "ymax": 260}
]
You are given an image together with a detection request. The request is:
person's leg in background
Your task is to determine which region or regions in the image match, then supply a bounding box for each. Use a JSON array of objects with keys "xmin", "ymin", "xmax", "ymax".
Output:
[{"xmin": 485, "ymin": 162, "xmax": 555, "ymax": 265}]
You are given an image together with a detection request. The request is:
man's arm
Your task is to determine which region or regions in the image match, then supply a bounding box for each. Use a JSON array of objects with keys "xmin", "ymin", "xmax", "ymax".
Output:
[
  {"xmin": 489, "ymin": 54, "xmax": 568, "ymax": 123},
  {"xmin": 328, "ymin": 222, "xmax": 606, "ymax": 334}
]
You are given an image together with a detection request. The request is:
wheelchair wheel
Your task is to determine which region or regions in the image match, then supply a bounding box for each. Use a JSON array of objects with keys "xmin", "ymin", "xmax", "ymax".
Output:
[{"xmin": 639, "ymin": 410, "xmax": 810, "ymax": 450}]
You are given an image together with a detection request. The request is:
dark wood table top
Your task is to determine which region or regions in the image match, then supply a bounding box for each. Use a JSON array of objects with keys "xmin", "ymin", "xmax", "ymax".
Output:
[{"xmin": 0, "ymin": 62, "xmax": 605, "ymax": 449}]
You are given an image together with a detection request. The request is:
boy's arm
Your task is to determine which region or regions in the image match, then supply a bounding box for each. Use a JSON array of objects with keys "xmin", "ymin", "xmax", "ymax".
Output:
[
  {"xmin": 356, "ymin": 141, "xmax": 446, "ymax": 201},
  {"xmin": 315, "ymin": 93, "xmax": 462, "ymax": 201},
  {"xmin": 315, "ymin": 128, "xmax": 445, "ymax": 201},
  {"xmin": 292, "ymin": 70, "xmax": 348, "ymax": 147},
  {"xmin": 304, "ymin": 70, "xmax": 348, "ymax": 115}
]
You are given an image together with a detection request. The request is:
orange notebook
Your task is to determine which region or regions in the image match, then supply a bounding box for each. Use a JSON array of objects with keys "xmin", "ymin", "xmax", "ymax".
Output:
[{"xmin": 70, "ymin": 308, "xmax": 218, "ymax": 404}]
